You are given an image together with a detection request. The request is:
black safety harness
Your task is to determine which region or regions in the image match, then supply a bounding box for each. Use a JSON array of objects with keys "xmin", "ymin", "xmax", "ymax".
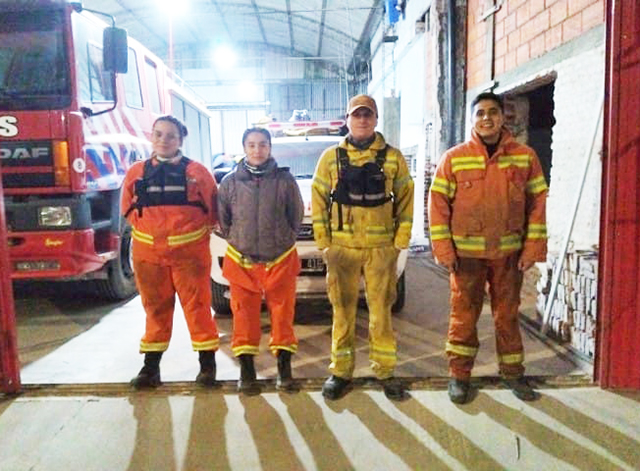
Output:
[
  {"xmin": 124, "ymin": 157, "xmax": 207, "ymax": 217},
  {"xmin": 330, "ymin": 145, "xmax": 393, "ymax": 230}
]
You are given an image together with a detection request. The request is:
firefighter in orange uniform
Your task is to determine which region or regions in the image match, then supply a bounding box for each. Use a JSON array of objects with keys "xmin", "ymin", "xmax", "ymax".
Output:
[
  {"xmin": 122, "ymin": 115, "xmax": 219, "ymax": 389},
  {"xmin": 428, "ymin": 92, "xmax": 548, "ymax": 404},
  {"xmin": 217, "ymin": 127, "xmax": 304, "ymax": 395}
]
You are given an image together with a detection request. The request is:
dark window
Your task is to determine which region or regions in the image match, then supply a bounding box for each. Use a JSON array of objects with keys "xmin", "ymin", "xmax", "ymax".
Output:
[
  {"xmin": 124, "ymin": 48, "xmax": 143, "ymax": 108},
  {"xmin": 144, "ymin": 59, "xmax": 161, "ymax": 114},
  {"xmin": 0, "ymin": 9, "xmax": 70, "ymax": 110},
  {"xmin": 88, "ymin": 43, "xmax": 114, "ymax": 102}
]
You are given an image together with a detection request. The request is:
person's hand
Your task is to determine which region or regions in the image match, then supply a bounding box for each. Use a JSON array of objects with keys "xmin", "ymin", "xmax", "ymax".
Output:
[
  {"xmin": 443, "ymin": 258, "xmax": 458, "ymax": 273},
  {"xmin": 518, "ymin": 257, "xmax": 534, "ymax": 271}
]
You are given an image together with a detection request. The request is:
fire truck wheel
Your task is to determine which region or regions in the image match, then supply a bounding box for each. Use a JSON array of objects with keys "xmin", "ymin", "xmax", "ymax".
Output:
[
  {"xmin": 96, "ymin": 224, "xmax": 137, "ymax": 300},
  {"xmin": 211, "ymin": 279, "xmax": 231, "ymax": 316},
  {"xmin": 391, "ymin": 271, "xmax": 406, "ymax": 313}
]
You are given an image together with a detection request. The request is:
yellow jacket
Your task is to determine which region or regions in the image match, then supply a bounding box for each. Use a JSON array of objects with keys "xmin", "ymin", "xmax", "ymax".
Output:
[
  {"xmin": 428, "ymin": 128, "xmax": 548, "ymax": 264},
  {"xmin": 311, "ymin": 133, "xmax": 414, "ymax": 249}
]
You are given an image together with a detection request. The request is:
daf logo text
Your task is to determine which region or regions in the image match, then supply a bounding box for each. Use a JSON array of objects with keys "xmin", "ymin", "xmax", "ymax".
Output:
[{"xmin": 0, "ymin": 146, "xmax": 50, "ymax": 160}]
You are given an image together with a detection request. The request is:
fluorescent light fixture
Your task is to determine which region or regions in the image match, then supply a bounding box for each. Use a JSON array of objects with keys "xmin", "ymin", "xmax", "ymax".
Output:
[
  {"xmin": 214, "ymin": 46, "xmax": 237, "ymax": 69},
  {"xmin": 158, "ymin": 0, "xmax": 188, "ymax": 15}
]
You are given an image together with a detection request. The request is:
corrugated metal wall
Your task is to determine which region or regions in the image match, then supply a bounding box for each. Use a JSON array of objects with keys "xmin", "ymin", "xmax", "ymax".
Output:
[{"xmin": 597, "ymin": 0, "xmax": 640, "ymax": 389}]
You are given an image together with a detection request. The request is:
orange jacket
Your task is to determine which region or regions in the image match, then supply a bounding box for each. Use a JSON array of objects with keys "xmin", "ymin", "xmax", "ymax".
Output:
[
  {"xmin": 121, "ymin": 153, "xmax": 218, "ymax": 263},
  {"xmin": 428, "ymin": 128, "xmax": 548, "ymax": 264}
]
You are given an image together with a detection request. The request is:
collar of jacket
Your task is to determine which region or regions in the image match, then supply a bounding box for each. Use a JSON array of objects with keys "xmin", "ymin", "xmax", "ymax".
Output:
[
  {"xmin": 469, "ymin": 127, "xmax": 515, "ymax": 156},
  {"xmin": 152, "ymin": 150, "xmax": 183, "ymax": 164},
  {"xmin": 235, "ymin": 156, "xmax": 278, "ymax": 180},
  {"xmin": 340, "ymin": 132, "xmax": 387, "ymax": 152}
]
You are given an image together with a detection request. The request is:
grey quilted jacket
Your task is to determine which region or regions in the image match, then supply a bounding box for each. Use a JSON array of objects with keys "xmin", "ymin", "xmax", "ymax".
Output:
[{"xmin": 217, "ymin": 157, "xmax": 304, "ymax": 262}]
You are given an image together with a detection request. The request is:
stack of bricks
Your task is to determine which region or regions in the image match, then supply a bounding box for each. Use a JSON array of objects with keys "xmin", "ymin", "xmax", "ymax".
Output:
[{"xmin": 536, "ymin": 249, "xmax": 598, "ymax": 359}]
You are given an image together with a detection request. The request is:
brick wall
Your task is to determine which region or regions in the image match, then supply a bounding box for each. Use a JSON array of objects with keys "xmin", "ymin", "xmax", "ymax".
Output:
[{"xmin": 467, "ymin": 0, "xmax": 604, "ymax": 89}]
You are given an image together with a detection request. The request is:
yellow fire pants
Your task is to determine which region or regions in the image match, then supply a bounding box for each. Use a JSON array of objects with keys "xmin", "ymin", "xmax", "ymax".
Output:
[{"xmin": 325, "ymin": 245, "xmax": 399, "ymax": 379}]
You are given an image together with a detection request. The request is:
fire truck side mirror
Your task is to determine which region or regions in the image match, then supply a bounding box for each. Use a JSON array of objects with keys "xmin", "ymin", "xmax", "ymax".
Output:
[{"xmin": 103, "ymin": 27, "xmax": 128, "ymax": 74}]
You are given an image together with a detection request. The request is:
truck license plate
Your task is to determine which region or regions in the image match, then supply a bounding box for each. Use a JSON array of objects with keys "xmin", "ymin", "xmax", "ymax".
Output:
[{"xmin": 302, "ymin": 257, "xmax": 325, "ymax": 273}]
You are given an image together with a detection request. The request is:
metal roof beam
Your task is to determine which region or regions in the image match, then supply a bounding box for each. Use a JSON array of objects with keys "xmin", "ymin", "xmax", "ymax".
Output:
[
  {"xmin": 250, "ymin": 0, "xmax": 269, "ymax": 44},
  {"xmin": 316, "ymin": 0, "xmax": 328, "ymax": 57},
  {"xmin": 285, "ymin": 0, "xmax": 295, "ymax": 55},
  {"xmin": 208, "ymin": 0, "xmax": 234, "ymax": 39},
  {"xmin": 352, "ymin": 0, "xmax": 383, "ymax": 63}
]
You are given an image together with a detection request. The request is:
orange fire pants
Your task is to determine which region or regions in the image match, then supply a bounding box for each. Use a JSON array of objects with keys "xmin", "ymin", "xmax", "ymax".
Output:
[
  {"xmin": 222, "ymin": 249, "xmax": 300, "ymax": 356},
  {"xmin": 134, "ymin": 257, "xmax": 219, "ymax": 353},
  {"xmin": 446, "ymin": 253, "xmax": 525, "ymax": 380}
]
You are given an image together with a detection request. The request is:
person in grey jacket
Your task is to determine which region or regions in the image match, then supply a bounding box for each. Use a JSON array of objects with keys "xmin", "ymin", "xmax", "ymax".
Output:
[{"xmin": 217, "ymin": 127, "xmax": 304, "ymax": 395}]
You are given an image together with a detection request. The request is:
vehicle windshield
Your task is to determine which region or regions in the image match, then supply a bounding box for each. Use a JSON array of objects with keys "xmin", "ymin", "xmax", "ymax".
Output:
[
  {"xmin": 271, "ymin": 140, "xmax": 338, "ymax": 179},
  {"xmin": 0, "ymin": 10, "xmax": 70, "ymax": 110}
]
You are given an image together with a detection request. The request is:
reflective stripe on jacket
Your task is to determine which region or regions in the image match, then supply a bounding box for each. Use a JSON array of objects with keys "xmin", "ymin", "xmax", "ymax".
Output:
[
  {"xmin": 428, "ymin": 128, "xmax": 548, "ymax": 262},
  {"xmin": 311, "ymin": 132, "xmax": 414, "ymax": 249},
  {"xmin": 121, "ymin": 154, "xmax": 217, "ymax": 262}
]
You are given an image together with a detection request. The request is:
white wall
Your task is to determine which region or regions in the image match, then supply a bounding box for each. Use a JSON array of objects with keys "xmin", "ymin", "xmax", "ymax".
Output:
[
  {"xmin": 546, "ymin": 47, "xmax": 604, "ymax": 253},
  {"xmin": 369, "ymin": 1, "xmax": 431, "ymax": 243}
]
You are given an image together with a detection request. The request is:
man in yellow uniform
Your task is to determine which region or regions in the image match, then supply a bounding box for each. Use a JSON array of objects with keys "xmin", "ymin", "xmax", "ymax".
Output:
[
  {"xmin": 312, "ymin": 94, "xmax": 414, "ymax": 401},
  {"xmin": 428, "ymin": 92, "xmax": 548, "ymax": 404}
]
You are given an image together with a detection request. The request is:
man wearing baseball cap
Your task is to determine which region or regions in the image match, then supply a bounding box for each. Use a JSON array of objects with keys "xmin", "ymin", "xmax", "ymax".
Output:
[{"xmin": 311, "ymin": 94, "xmax": 414, "ymax": 400}]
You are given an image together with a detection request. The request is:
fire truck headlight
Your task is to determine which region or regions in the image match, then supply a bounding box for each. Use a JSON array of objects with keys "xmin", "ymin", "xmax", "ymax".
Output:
[{"xmin": 38, "ymin": 206, "xmax": 72, "ymax": 227}]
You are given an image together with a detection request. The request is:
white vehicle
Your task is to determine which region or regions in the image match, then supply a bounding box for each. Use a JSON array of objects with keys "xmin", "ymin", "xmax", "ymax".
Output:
[{"xmin": 210, "ymin": 127, "xmax": 408, "ymax": 315}]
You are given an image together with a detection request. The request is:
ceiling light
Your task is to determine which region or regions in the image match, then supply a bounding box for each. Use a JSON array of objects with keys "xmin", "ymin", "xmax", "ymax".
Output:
[{"xmin": 214, "ymin": 46, "xmax": 237, "ymax": 69}]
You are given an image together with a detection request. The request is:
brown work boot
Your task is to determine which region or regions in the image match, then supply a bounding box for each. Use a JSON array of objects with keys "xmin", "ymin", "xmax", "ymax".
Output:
[
  {"xmin": 448, "ymin": 378, "xmax": 471, "ymax": 404},
  {"xmin": 130, "ymin": 352, "xmax": 162, "ymax": 389},
  {"xmin": 195, "ymin": 350, "xmax": 217, "ymax": 387},
  {"xmin": 237, "ymin": 354, "xmax": 261, "ymax": 396},
  {"xmin": 503, "ymin": 376, "xmax": 537, "ymax": 401},
  {"xmin": 276, "ymin": 350, "xmax": 298, "ymax": 393}
]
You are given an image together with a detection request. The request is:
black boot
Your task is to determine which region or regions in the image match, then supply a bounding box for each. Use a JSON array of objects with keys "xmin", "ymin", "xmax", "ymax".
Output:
[
  {"xmin": 237, "ymin": 354, "xmax": 261, "ymax": 396},
  {"xmin": 321, "ymin": 375, "xmax": 352, "ymax": 400},
  {"xmin": 195, "ymin": 350, "xmax": 217, "ymax": 387},
  {"xmin": 131, "ymin": 352, "xmax": 162, "ymax": 389},
  {"xmin": 503, "ymin": 376, "xmax": 537, "ymax": 401},
  {"xmin": 382, "ymin": 377, "xmax": 409, "ymax": 401},
  {"xmin": 276, "ymin": 350, "xmax": 298, "ymax": 393},
  {"xmin": 448, "ymin": 378, "xmax": 471, "ymax": 404}
]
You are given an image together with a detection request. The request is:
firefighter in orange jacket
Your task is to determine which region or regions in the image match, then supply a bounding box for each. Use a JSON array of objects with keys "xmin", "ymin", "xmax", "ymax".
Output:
[
  {"xmin": 122, "ymin": 115, "xmax": 219, "ymax": 389},
  {"xmin": 428, "ymin": 92, "xmax": 548, "ymax": 404}
]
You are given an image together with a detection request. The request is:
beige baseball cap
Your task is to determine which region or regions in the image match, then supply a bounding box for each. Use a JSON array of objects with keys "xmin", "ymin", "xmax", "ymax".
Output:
[{"xmin": 347, "ymin": 94, "xmax": 378, "ymax": 116}]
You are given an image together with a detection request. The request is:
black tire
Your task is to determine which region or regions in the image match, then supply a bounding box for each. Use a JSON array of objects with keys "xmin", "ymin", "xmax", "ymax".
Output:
[
  {"xmin": 391, "ymin": 271, "xmax": 406, "ymax": 313},
  {"xmin": 95, "ymin": 224, "xmax": 137, "ymax": 300},
  {"xmin": 211, "ymin": 279, "xmax": 232, "ymax": 316}
]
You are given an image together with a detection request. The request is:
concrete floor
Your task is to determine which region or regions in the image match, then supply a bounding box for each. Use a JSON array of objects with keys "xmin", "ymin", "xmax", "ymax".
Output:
[{"xmin": 2, "ymin": 252, "xmax": 639, "ymax": 470}]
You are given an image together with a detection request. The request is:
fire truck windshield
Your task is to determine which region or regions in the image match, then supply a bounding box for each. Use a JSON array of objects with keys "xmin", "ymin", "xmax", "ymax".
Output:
[{"xmin": 0, "ymin": 10, "xmax": 70, "ymax": 110}]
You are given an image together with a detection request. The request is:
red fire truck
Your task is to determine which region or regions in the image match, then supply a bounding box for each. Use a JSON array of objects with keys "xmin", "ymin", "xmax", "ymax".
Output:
[{"xmin": 0, "ymin": 1, "xmax": 213, "ymax": 299}]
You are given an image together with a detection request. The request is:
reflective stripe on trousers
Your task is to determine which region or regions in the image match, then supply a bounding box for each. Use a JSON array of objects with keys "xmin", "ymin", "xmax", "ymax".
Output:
[
  {"xmin": 222, "ymin": 249, "xmax": 300, "ymax": 356},
  {"xmin": 325, "ymin": 245, "xmax": 399, "ymax": 379},
  {"xmin": 134, "ymin": 256, "xmax": 219, "ymax": 353},
  {"xmin": 447, "ymin": 253, "xmax": 525, "ymax": 379}
]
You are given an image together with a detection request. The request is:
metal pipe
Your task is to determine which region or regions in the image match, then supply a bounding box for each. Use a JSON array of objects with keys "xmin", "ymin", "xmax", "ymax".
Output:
[
  {"xmin": 541, "ymin": 95, "xmax": 604, "ymax": 335},
  {"xmin": 446, "ymin": 0, "xmax": 456, "ymax": 147}
]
